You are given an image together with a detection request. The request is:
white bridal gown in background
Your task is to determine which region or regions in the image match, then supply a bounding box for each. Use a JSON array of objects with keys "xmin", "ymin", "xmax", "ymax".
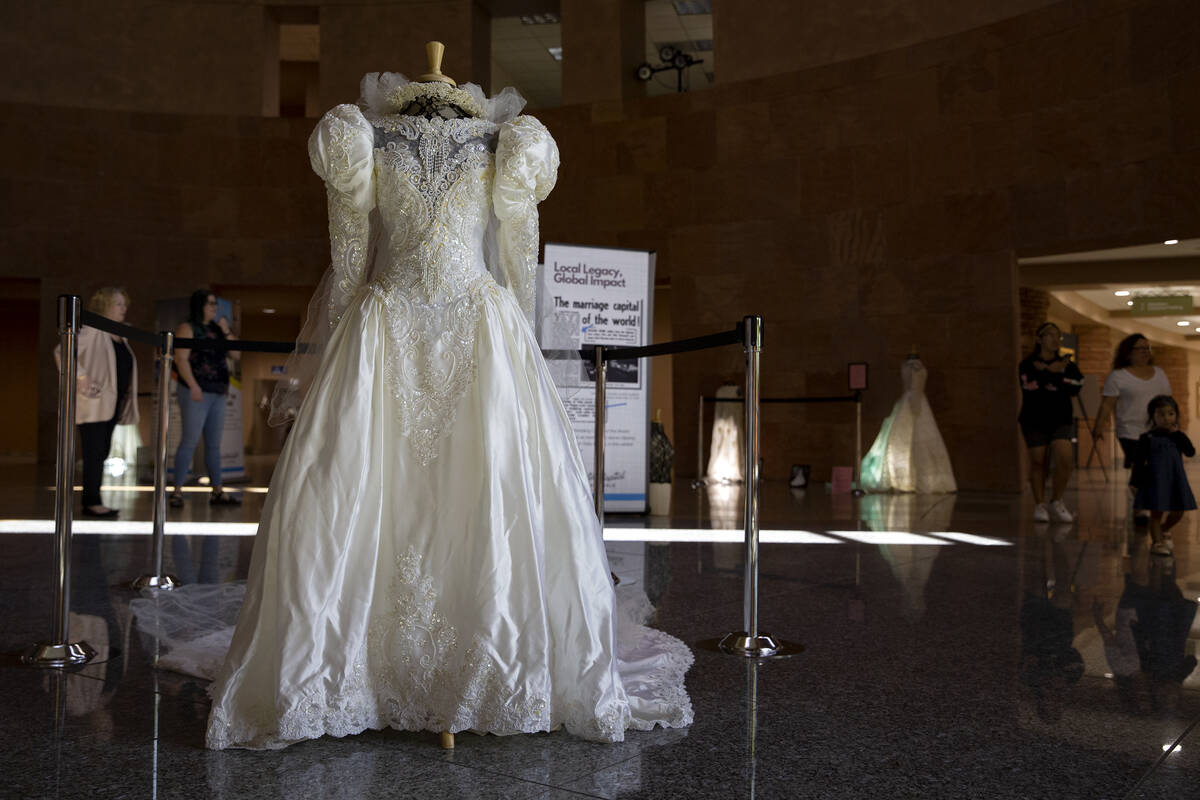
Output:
[
  {"xmin": 138, "ymin": 74, "xmax": 694, "ymax": 750},
  {"xmin": 859, "ymin": 357, "xmax": 956, "ymax": 494},
  {"xmin": 706, "ymin": 384, "xmax": 743, "ymax": 483}
]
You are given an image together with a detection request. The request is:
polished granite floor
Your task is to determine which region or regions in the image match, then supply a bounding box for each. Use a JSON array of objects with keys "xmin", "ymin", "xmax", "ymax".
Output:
[{"xmin": 1, "ymin": 458, "xmax": 1198, "ymax": 799}]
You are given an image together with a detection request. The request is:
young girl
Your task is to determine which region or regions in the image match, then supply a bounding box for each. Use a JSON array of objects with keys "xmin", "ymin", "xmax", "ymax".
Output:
[{"xmin": 1131, "ymin": 395, "xmax": 1196, "ymax": 555}]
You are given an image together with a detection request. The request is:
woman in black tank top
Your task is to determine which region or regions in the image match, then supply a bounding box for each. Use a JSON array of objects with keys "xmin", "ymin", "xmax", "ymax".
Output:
[{"xmin": 170, "ymin": 290, "xmax": 242, "ymax": 508}]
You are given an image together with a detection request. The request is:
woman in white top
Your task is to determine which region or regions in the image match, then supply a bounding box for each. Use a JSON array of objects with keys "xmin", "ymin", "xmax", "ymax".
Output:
[{"xmin": 1092, "ymin": 333, "xmax": 1171, "ymax": 519}]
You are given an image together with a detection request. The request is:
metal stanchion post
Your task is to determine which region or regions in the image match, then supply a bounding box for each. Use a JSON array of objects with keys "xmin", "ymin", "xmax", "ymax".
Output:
[
  {"xmin": 852, "ymin": 390, "xmax": 865, "ymax": 497},
  {"xmin": 696, "ymin": 394, "xmax": 705, "ymax": 485},
  {"xmin": 132, "ymin": 330, "xmax": 178, "ymax": 590},
  {"xmin": 22, "ymin": 295, "xmax": 96, "ymax": 668},
  {"xmin": 593, "ymin": 345, "xmax": 606, "ymax": 527},
  {"xmin": 719, "ymin": 315, "xmax": 801, "ymax": 659}
]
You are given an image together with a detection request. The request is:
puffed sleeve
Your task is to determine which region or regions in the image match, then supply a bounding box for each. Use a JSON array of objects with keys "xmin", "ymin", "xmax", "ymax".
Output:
[
  {"xmin": 309, "ymin": 104, "xmax": 376, "ymax": 327},
  {"xmin": 492, "ymin": 115, "xmax": 560, "ymax": 322}
]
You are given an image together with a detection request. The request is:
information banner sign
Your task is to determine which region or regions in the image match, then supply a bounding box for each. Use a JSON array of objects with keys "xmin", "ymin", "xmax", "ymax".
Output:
[{"xmin": 538, "ymin": 243, "xmax": 655, "ymax": 512}]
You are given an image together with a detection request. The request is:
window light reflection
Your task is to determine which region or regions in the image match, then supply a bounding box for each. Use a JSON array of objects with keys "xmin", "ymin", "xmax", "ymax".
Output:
[{"xmin": 0, "ymin": 521, "xmax": 1011, "ymax": 546}]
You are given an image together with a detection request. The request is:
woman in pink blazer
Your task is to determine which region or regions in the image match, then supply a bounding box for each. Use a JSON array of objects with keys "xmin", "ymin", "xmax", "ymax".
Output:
[{"xmin": 56, "ymin": 288, "xmax": 139, "ymax": 517}]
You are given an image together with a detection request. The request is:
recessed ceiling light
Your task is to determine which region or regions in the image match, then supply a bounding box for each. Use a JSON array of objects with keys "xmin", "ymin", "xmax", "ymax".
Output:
[
  {"xmin": 1114, "ymin": 290, "xmax": 1131, "ymax": 296},
  {"xmin": 1177, "ymin": 321, "xmax": 1190, "ymax": 326},
  {"xmin": 1165, "ymin": 239, "xmax": 1179, "ymax": 245},
  {"xmin": 520, "ymin": 13, "xmax": 558, "ymax": 24},
  {"xmin": 262, "ymin": 308, "xmax": 276, "ymax": 314},
  {"xmin": 1127, "ymin": 300, "xmax": 1134, "ymax": 306}
]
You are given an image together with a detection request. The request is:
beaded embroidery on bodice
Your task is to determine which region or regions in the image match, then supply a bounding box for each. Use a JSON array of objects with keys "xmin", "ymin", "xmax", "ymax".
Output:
[{"xmin": 365, "ymin": 114, "xmax": 502, "ymax": 464}]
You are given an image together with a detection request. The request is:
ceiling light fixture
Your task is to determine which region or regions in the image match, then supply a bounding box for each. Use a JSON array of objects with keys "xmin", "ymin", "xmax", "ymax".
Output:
[
  {"xmin": 1178, "ymin": 321, "xmax": 1191, "ymax": 326},
  {"xmin": 1165, "ymin": 239, "xmax": 1179, "ymax": 245},
  {"xmin": 263, "ymin": 308, "xmax": 276, "ymax": 314},
  {"xmin": 1114, "ymin": 290, "xmax": 1131, "ymax": 296},
  {"xmin": 1127, "ymin": 300, "xmax": 1134, "ymax": 306}
]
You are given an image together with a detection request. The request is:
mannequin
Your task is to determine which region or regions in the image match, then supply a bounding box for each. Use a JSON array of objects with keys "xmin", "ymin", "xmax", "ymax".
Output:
[{"xmin": 142, "ymin": 42, "xmax": 694, "ymax": 754}]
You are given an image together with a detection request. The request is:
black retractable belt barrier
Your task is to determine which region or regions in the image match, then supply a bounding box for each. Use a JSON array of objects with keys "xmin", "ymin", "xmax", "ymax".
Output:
[
  {"xmin": 548, "ymin": 316, "xmax": 797, "ymax": 659},
  {"xmin": 81, "ymin": 311, "xmax": 308, "ymax": 354},
  {"xmin": 81, "ymin": 310, "xmax": 164, "ymax": 348},
  {"xmin": 66, "ymin": 304, "xmax": 795, "ymax": 658}
]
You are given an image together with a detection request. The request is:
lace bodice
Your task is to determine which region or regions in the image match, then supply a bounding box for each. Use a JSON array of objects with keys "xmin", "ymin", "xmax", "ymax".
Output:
[
  {"xmin": 368, "ymin": 114, "xmax": 498, "ymax": 301},
  {"xmin": 309, "ymin": 104, "xmax": 559, "ymax": 465}
]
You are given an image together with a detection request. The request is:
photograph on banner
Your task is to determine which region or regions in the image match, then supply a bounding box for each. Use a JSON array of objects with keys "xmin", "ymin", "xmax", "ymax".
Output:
[
  {"xmin": 538, "ymin": 243, "xmax": 654, "ymax": 512},
  {"xmin": 155, "ymin": 296, "xmax": 246, "ymax": 483}
]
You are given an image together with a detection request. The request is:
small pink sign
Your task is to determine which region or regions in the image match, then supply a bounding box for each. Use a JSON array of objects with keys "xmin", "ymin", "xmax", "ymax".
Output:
[
  {"xmin": 831, "ymin": 466, "xmax": 853, "ymax": 494},
  {"xmin": 848, "ymin": 362, "xmax": 868, "ymax": 390}
]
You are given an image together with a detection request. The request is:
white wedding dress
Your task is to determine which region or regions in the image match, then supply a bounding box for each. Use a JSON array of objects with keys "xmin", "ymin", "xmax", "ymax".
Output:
[
  {"xmin": 176, "ymin": 76, "xmax": 693, "ymax": 750},
  {"xmin": 859, "ymin": 357, "xmax": 956, "ymax": 493}
]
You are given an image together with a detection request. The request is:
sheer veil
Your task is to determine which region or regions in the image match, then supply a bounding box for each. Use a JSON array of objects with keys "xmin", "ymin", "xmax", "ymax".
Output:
[{"xmin": 268, "ymin": 73, "xmax": 528, "ymax": 427}]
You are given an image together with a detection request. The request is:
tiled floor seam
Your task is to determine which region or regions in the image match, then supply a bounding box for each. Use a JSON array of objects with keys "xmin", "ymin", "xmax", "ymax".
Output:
[{"xmin": 1121, "ymin": 712, "xmax": 1200, "ymax": 799}]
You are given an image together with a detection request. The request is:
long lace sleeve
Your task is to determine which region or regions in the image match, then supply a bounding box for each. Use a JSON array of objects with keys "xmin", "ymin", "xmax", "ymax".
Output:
[
  {"xmin": 492, "ymin": 115, "xmax": 559, "ymax": 323},
  {"xmin": 309, "ymin": 104, "xmax": 376, "ymax": 327}
]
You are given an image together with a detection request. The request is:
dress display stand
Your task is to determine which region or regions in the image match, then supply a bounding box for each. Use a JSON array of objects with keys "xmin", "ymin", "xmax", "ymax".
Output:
[{"xmin": 859, "ymin": 354, "xmax": 956, "ymax": 493}]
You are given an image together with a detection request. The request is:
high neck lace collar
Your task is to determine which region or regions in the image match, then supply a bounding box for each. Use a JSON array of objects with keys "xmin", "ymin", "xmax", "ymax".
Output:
[{"xmin": 357, "ymin": 72, "xmax": 526, "ymax": 124}]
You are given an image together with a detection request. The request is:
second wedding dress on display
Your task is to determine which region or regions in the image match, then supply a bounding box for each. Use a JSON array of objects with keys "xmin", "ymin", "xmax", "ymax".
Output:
[{"xmin": 860, "ymin": 356, "xmax": 956, "ymax": 494}]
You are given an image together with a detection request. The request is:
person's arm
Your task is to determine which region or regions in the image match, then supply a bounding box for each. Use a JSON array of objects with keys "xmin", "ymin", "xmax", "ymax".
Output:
[
  {"xmin": 174, "ymin": 322, "xmax": 203, "ymax": 402},
  {"xmin": 1171, "ymin": 431, "xmax": 1195, "ymax": 458},
  {"xmin": 1061, "ymin": 360, "xmax": 1084, "ymax": 397},
  {"xmin": 1093, "ymin": 394, "xmax": 1118, "ymax": 440},
  {"xmin": 216, "ymin": 317, "xmax": 240, "ymax": 362},
  {"xmin": 1018, "ymin": 358, "xmax": 1039, "ymax": 394},
  {"xmin": 1131, "ymin": 434, "xmax": 1150, "ymax": 481}
]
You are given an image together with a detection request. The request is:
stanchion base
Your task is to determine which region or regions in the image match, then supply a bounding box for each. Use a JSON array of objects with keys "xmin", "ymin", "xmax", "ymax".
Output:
[
  {"xmin": 20, "ymin": 641, "xmax": 97, "ymax": 668},
  {"xmin": 716, "ymin": 631, "xmax": 804, "ymax": 659},
  {"xmin": 130, "ymin": 574, "xmax": 179, "ymax": 591}
]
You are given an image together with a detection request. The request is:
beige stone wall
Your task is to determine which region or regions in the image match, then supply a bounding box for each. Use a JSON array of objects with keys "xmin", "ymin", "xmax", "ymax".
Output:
[
  {"xmin": 714, "ymin": 0, "xmax": 1064, "ymax": 84},
  {"xmin": 0, "ymin": 1, "xmax": 487, "ymax": 116},
  {"xmin": 2, "ymin": 0, "xmax": 1198, "ymax": 490},
  {"xmin": 0, "ymin": 0, "xmax": 268, "ymax": 115},
  {"xmin": 532, "ymin": 0, "xmax": 1198, "ymax": 490},
  {"xmin": 319, "ymin": 2, "xmax": 483, "ymax": 111}
]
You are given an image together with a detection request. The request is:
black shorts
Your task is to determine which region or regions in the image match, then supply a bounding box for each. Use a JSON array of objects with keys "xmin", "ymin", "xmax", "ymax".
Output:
[
  {"xmin": 1021, "ymin": 422, "xmax": 1073, "ymax": 448},
  {"xmin": 1117, "ymin": 437, "xmax": 1139, "ymax": 469}
]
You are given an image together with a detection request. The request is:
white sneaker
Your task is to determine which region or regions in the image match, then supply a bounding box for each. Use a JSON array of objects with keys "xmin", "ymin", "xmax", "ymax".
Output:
[
  {"xmin": 1033, "ymin": 503, "xmax": 1050, "ymax": 522},
  {"xmin": 1049, "ymin": 500, "xmax": 1075, "ymax": 523}
]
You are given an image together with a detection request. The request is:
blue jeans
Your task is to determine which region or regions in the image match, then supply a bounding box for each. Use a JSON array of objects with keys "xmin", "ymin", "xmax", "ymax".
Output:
[{"xmin": 174, "ymin": 386, "xmax": 225, "ymax": 491}]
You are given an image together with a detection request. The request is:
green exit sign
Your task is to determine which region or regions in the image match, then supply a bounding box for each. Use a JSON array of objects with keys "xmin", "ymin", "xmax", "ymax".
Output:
[{"xmin": 1130, "ymin": 295, "xmax": 1194, "ymax": 316}]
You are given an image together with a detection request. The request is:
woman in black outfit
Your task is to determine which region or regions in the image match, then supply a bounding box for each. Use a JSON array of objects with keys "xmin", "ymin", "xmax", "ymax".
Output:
[
  {"xmin": 1019, "ymin": 322, "xmax": 1084, "ymax": 523},
  {"xmin": 170, "ymin": 290, "xmax": 240, "ymax": 507}
]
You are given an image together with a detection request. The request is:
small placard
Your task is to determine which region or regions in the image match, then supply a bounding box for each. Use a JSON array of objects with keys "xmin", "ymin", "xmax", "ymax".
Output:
[
  {"xmin": 831, "ymin": 466, "xmax": 854, "ymax": 494},
  {"xmin": 848, "ymin": 362, "xmax": 868, "ymax": 391}
]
